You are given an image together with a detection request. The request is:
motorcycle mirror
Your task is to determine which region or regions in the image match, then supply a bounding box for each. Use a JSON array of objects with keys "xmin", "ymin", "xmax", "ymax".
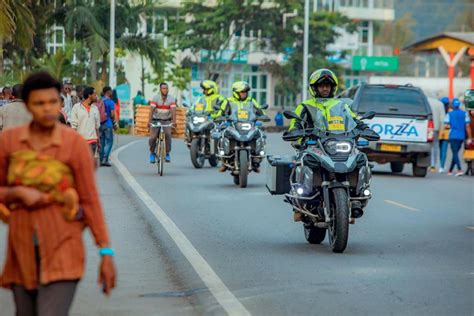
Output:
[
  {"xmin": 360, "ymin": 111, "xmax": 376, "ymax": 120},
  {"xmin": 283, "ymin": 111, "xmax": 303, "ymax": 121},
  {"xmin": 360, "ymin": 129, "xmax": 380, "ymax": 141},
  {"xmin": 261, "ymin": 104, "xmax": 269, "ymax": 110},
  {"xmin": 282, "ymin": 130, "xmax": 305, "ymax": 142}
]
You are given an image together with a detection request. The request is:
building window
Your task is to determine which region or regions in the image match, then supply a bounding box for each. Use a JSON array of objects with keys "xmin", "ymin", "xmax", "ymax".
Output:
[{"xmin": 46, "ymin": 25, "xmax": 65, "ymax": 54}]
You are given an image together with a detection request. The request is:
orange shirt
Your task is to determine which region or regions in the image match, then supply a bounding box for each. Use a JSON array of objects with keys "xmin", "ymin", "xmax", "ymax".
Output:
[{"xmin": 0, "ymin": 123, "xmax": 110, "ymax": 290}]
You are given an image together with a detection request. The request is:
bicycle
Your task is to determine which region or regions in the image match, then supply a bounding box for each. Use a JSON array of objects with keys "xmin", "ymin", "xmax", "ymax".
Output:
[{"xmin": 150, "ymin": 121, "xmax": 173, "ymax": 176}]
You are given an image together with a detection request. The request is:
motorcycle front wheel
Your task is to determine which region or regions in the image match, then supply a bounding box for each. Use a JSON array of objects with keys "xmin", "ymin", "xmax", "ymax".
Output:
[
  {"xmin": 239, "ymin": 151, "xmax": 248, "ymax": 188},
  {"xmin": 209, "ymin": 155, "xmax": 219, "ymax": 167},
  {"xmin": 190, "ymin": 138, "xmax": 205, "ymax": 168},
  {"xmin": 328, "ymin": 188, "xmax": 349, "ymax": 253}
]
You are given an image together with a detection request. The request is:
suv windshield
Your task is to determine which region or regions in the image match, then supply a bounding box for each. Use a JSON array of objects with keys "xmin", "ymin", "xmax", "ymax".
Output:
[{"xmin": 358, "ymin": 86, "xmax": 428, "ymax": 116}]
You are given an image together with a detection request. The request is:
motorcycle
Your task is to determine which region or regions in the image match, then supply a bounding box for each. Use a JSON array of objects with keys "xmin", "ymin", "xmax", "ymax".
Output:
[
  {"xmin": 185, "ymin": 113, "xmax": 219, "ymax": 168},
  {"xmin": 214, "ymin": 108, "xmax": 270, "ymax": 188},
  {"xmin": 267, "ymin": 108, "xmax": 379, "ymax": 253}
]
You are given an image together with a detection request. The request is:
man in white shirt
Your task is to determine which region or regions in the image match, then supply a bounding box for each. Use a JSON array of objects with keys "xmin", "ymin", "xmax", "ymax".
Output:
[
  {"xmin": 69, "ymin": 87, "xmax": 101, "ymax": 155},
  {"xmin": 428, "ymin": 97, "xmax": 446, "ymax": 172}
]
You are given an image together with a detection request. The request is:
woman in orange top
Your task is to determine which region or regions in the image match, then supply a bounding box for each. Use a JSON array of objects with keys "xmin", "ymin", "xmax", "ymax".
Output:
[{"xmin": 0, "ymin": 72, "xmax": 116, "ymax": 315}]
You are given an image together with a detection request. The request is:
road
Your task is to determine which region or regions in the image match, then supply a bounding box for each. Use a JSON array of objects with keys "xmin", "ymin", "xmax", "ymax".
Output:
[{"xmin": 1, "ymin": 133, "xmax": 473, "ymax": 315}]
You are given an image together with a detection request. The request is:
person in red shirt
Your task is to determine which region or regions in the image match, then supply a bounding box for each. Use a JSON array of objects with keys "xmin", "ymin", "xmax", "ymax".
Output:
[{"xmin": 0, "ymin": 72, "xmax": 116, "ymax": 315}]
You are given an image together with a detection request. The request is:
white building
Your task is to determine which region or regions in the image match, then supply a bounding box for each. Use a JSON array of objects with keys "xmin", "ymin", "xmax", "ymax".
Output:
[{"xmin": 314, "ymin": 0, "xmax": 395, "ymax": 88}]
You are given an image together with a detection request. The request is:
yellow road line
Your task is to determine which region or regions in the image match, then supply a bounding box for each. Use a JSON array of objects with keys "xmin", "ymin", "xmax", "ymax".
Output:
[{"xmin": 384, "ymin": 200, "xmax": 420, "ymax": 212}]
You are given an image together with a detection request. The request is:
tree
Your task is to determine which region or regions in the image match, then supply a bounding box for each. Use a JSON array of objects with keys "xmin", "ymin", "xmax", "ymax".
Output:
[
  {"xmin": 173, "ymin": 1, "xmax": 355, "ymax": 97},
  {"xmin": 262, "ymin": 11, "xmax": 356, "ymax": 97},
  {"xmin": 0, "ymin": 0, "xmax": 35, "ymax": 74},
  {"xmin": 173, "ymin": 0, "xmax": 301, "ymax": 78},
  {"xmin": 54, "ymin": 0, "xmax": 167, "ymax": 84}
]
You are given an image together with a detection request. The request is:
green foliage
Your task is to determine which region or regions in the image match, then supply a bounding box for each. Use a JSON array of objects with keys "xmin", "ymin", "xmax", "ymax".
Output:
[
  {"xmin": 264, "ymin": 11, "xmax": 356, "ymax": 96},
  {"xmin": 173, "ymin": 1, "xmax": 354, "ymax": 96}
]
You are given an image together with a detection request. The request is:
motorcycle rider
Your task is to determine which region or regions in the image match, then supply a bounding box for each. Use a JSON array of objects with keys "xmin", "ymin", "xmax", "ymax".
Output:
[
  {"xmin": 289, "ymin": 68, "xmax": 364, "ymax": 132},
  {"xmin": 218, "ymin": 81, "xmax": 265, "ymax": 172},
  {"xmin": 289, "ymin": 68, "xmax": 370, "ymax": 222},
  {"xmin": 190, "ymin": 80, "xmax": 227, "ymax": 117}
]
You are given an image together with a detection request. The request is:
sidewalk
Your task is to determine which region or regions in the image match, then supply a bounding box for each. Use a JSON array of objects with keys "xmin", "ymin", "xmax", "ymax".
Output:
[{"xmin": 0, "ymin": 136, "xmax": 197, "ymax": 315}]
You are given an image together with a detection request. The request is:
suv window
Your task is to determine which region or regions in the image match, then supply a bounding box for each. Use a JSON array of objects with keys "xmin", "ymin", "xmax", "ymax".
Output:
[{"xmin": 357, "ymin": 86, "xmax": 428, "ymax": 116}]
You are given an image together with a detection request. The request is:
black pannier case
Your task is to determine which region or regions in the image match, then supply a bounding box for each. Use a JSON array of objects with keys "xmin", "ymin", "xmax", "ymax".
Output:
[{"xmin": 266, "ymin": 155, "xmax": 295, "ymax": 195}]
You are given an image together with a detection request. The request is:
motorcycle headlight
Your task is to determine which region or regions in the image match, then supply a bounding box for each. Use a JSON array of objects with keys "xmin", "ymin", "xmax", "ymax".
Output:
[
  {"xmin": 237, "ymin": 122, "xmax": 252, "ymax": 131},
  {"xmin": 324, "ymin": 141, "xmax": 353, "ymax": 155},
  {"xmin": 193, "ymin": 116, "xmax": 207, "ymax": 124}
]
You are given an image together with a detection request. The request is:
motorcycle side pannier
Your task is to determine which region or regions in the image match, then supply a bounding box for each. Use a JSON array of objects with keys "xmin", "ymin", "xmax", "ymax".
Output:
[{"xmin": 266, "ymin": 155, "xmax": 295, "ymax": 195}]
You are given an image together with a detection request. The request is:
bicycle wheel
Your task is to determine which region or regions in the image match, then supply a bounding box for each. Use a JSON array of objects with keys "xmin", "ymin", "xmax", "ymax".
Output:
[
  {"xmin": 159, "ymin": 133, "xmax": 166, "ymax": 176},
  {"xmin": 156, "ymin": 139, "xmax": 162, "ymax": 175}
]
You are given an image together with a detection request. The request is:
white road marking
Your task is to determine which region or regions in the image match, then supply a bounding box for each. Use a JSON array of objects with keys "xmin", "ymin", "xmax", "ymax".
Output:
[
  {"xmin": 384, "ymin": 200, "xmax": 420, "ymax": 212},
  {"xmin": 466, "ymin": 226, "xmax": 474, "ymax": 231},
  {"xmin": 111, "ymin": 141, "xmax": 250, "ymax": 316}
]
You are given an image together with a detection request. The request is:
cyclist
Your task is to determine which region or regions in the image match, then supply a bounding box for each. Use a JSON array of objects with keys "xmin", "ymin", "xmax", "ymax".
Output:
[{"xmin": 148, "ymin": 82, "xmax": 176, "ymax": 163}]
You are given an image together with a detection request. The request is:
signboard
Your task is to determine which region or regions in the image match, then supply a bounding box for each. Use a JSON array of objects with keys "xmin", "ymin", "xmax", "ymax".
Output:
[
  {"xmin": 352, "ymin": 56, "xmax": 399, "ymax": 72},
  {"xmin": 368, "ymin": 117, "xmax": 428, "ymax": 143},
  {"xmin": 115, "ymin": 83, "xmax": 133, "ymax": 125},
  {"xmin": 201, "ymin": 49, "xmax": 248, "ymax": 64}
]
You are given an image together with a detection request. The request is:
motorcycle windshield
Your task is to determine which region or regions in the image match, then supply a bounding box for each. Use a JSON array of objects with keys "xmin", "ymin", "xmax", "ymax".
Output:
[{"xmin": 313, "ymin": 103, "xmax": 357, "ymax": 135}]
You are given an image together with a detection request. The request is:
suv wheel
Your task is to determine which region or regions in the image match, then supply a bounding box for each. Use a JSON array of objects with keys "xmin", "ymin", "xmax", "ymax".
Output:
[{"xmin": 412, "ymin": 163, "xmax": 428, "ymax": 177}]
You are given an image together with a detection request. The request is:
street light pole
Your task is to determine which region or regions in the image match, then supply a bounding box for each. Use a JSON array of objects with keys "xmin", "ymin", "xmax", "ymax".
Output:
[
  {"xmin": 302, "ymin": 0, "xmax": 310, "ymax": 101},
  {"xmin": 109, "ymin": 0, "xmax": 116, "ymax": 88}
]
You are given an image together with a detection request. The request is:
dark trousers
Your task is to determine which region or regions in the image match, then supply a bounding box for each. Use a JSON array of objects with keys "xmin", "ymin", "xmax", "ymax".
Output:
[
  {"xmin": 13, "ymin": 281, "xmax": 78, "ymax": 316},
  {"xmin": 99, "ymin": 125, "xmax": 114, "ymax": 163},
  {"xmin": 149, "ymin": 121, "xmax": 172, "ymax": 154},
  {"xmin": 449, "ymin": 139, "xmax": 464, "ymax": 172}
]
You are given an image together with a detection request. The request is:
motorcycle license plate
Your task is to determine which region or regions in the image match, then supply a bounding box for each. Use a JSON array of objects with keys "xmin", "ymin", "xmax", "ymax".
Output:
[
  {"xmin": 238, "ymin": 110, "xmax": 249, "ymax": 120},
  {"xmin": 380, "ymin": 144, "xmax": 402, "ymax": 152},
  {"xmin": 195, "ymin": 103, "xmax": 204, "ymax": 111}
]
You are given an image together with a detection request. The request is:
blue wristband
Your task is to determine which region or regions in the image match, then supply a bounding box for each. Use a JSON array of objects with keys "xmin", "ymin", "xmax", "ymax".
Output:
[{"xmin": 99, "ymin": 247, "xmax": 115, "ymax": 257}]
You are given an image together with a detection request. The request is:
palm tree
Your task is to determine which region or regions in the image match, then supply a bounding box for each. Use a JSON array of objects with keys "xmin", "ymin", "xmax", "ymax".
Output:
[
  {"xmin": 57, "ymin": 0, "xmax": 166, "ymax": 85},
  {"xmin": 0, "ymin": 0, "xmax": 35, "ymax": 74}
]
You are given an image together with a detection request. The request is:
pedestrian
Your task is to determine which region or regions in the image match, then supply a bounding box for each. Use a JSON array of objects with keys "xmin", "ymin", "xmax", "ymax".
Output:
[
  {"xmin": 61, "ymin": 82, "xmax": 74, "ymax": 118},
  {"xmin": 133, "ymin": 90, "xmax": 148, "ymax": 114},
  {"xmin": 438, "ymin": 96, "xmax": 451, "ymax": 173},
  {"xmin": 72, "ymin": 85, "xmax": 84, "ymax": 105},
  {"xmin": 444, "ymin": 98, "xmax": 472, "ymax": 176},
  {"xmin": 0, "ymin": 84, "xmax": 32, "ymax": 131},
  {"xmin": 148, "ymin": 82, "xmax": 176, "ymax": 163},
  {"xmin": 69, "ymin": 86, "xmax": 101, "ymax": 156},
  {"xmin": 58, "ymin": 95, "xmax": 69, "ymax": 125},
  {"xmin": 0, "ymin": 86, "xmax": 12, "ymax": 107},
  {"xmin": 99, "ymin": 86, "xmax": 116, "ymax": 167},
  {"xmin": 463, "ymin": 89, "xmax": 474, "ymax": 175},
  {"xmin": 427, "ymin": 97, "xmax": 445, "ymax": 172},
  {"xmin": 0, "ymin": 72, "xmax": 116, "ymax": 315}
]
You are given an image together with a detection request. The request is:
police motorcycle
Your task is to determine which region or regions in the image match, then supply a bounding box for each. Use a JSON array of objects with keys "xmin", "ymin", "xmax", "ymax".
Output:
[
  {"xmin": 185, "ymin": 102, "xmax": 219, "ymax": 168},
  {"xmin": 214, "ymin": 105, "xmax": 270, "ymax": 188},
  {"xmin": 266, "ymin": 107, "xmax": 379, "ymax": 253}
]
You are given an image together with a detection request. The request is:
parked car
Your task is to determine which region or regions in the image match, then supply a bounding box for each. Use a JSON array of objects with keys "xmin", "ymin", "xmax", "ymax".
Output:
[{"xmin": 338, "ymin": 84, "xmax": 434, "ymax": 177}]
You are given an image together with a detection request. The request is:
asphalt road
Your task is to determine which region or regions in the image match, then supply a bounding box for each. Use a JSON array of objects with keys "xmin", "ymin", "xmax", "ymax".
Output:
[
  {"xmin": 115, "ymin": 133, "xmax": 473, "ymax": 315},
  {"xmin": 1, "ymin": 133, "xmax": 472, "ymax": 315}
]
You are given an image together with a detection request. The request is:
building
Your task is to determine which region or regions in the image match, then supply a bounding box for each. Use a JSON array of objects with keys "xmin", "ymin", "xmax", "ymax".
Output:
[
  {"xmin": 314, "ymin": 0, "xmax": 395, "ymax": 88},
  {"xmin": 124, "ymin": 0, "xmax": 395, "ymax": 109}
]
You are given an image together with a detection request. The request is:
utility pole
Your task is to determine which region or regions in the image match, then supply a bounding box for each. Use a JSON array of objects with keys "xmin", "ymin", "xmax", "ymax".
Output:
[
  {"xmin": 302, "ymin": 0, "xmax": 310, "ymax": 101},
  {"xmin": 109, "ymin": 0, "xmax": 116, "ymax": 88}
]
